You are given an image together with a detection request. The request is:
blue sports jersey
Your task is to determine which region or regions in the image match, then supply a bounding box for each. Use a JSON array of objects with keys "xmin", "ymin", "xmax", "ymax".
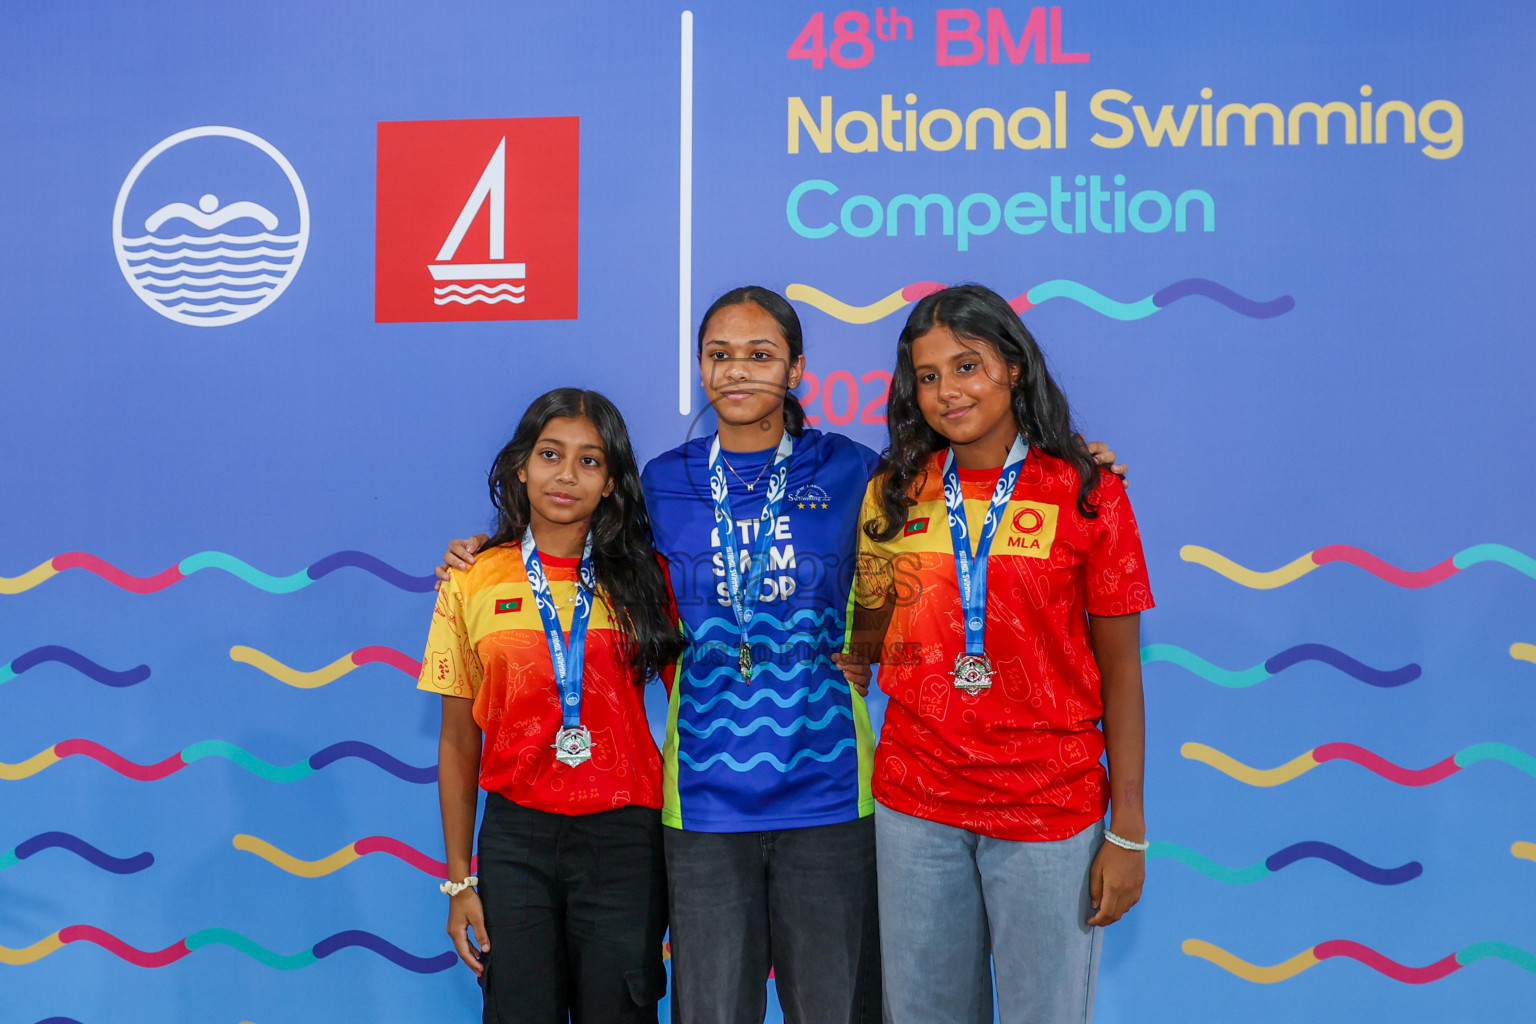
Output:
[{"xmin": 641, "ymin": 428, "xmax": 882, "ymax": 832}]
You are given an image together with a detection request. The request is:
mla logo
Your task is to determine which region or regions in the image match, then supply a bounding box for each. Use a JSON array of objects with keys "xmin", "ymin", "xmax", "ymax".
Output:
[
  {"xmin": 376, "ymin": 117, "xmax": 578, "ymax": 323},
  {"xmin": 112, "ymin": 127, "xmax": 309, "ymax": 327},
  {"xmin": 1002, "ymin": 500, "xmax": 1058, "ymax": 558}
]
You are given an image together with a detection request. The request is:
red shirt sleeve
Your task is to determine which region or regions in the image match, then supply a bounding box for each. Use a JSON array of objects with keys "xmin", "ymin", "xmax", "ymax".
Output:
[
  {"xmin": 656, "ymin": 553, "xmax": 683, "ymax": 695},
  {"xmin": 1083, "ymin": 472, "xmax": 1155, "ymax": 617}
]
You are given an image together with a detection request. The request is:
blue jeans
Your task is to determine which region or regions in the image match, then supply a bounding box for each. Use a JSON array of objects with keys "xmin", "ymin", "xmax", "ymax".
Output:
[{"xmin": 875, "ymin": 803, "xmax": 1102, "ymax": 1024}]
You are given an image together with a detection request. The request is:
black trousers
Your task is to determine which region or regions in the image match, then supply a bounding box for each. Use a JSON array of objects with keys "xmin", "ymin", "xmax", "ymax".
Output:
[
  {"xmin": 664, "ymin": 817, "xmax": 882, "ymax": 1024},
  {"xmin": 477, "ymin": 795, "xmax": 668, "ymax": 1024}
]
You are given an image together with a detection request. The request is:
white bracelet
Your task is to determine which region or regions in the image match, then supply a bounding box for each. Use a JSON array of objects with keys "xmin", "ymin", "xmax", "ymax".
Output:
[
  {"xmin": 1103, "ymin": 829, "xmax": 1149, "ymax": 852},
  {"xmin": 440, "ymin": 875, "xmax": 479, "ymax": 896}
]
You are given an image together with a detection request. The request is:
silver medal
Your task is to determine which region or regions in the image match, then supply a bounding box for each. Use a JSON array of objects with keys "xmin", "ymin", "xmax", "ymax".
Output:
[
  {"xmin": 952, "ymin": 652, "xmax": 994, "ymax": 694},
  {"xmin": 553, "ymin": 725, "xmax": 593, "ymax": 766}
]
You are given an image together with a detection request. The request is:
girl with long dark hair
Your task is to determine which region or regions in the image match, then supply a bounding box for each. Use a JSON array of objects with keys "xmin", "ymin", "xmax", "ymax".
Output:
[
  {"xmin": 420, "ymin": 387, "xmax": 684, "ymax": 1024},
  {"xmin": 853, "ymin": 284, "xmax": 1152, "ymax": 1024}
]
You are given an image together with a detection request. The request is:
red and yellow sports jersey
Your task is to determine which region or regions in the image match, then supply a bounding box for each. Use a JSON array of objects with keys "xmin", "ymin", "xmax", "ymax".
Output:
[
  {"xmin": 855, "ymin": 450, "xmax": 1153, "ymax": 841},
  {"xmin": 417, "ymin": 543, "xmax": 664, "ymax": 815}
]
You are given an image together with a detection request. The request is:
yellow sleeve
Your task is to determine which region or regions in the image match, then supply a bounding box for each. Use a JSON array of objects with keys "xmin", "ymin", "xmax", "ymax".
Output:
[
  {"xmin": 853, "ymin": 477, "xmax": 895, "ymax": 612},
  {"xmin": 417, "ymin": 570, "xmax": 482, "ymax": 699}
]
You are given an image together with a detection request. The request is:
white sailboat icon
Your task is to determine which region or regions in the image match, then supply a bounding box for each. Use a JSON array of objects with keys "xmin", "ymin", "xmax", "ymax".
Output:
[{"xmin": 429, "ymin": 138, "xmax": 526, "ymax": 304}]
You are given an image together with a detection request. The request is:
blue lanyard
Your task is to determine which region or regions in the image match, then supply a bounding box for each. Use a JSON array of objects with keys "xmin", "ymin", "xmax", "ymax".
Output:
[
  {"xmin": 520, "ymin": 526, "xmax": 597, "ymax": 728},
  {"xmin": 941, "ymin": 435, "xmax": 1028, "ymax": 656},
  {"xmin": 707, "ymin": 431, "xmax": 793, "ymax": 677}
]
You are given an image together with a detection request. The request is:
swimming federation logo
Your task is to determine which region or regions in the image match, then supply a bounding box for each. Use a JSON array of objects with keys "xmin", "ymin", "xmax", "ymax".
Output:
[
  {"xmin": 112, "ymin": 127, "xmax": 309, "ymax": 326},
  {"xmin": 375, "ymin": 117, "xmax": 579, "ymax": 323}
]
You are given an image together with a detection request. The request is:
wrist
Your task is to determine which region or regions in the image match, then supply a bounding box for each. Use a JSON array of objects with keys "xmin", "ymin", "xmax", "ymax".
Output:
[{"xmin": 1107, "ymin": 814, "xmax": 1145, "ymax": 843}]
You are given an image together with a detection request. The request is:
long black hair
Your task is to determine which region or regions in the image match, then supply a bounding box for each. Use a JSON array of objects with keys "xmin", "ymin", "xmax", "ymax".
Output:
[
  {"xmin": 868, "ymin": 284, "xmax": 1100, "ymax": 542},
  {"xmin": 482, "ymin": 388, "xmax": 684, "ymax": 680},
  {"xmin": 698, "ymin": 285, "xmax": 807, "ymax": 437}
]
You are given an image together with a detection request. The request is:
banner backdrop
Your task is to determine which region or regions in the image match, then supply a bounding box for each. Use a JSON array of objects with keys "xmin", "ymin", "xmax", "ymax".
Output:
[{"xmin": 3, "ymin": 3, "xmax": 1533, "ymax": 1022}]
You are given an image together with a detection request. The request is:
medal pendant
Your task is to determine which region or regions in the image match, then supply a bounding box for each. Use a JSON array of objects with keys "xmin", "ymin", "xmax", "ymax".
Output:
[
  {"xmin": 739, "ymin": 642, "xmax": 754, "ymax": 683},
  {"xmin": 952, "ymin": 652, "xmax": 994, "ymax": 694},
  {"xmin": 553, "ymin": 725, "xmax": 593, "ymax": 766}
]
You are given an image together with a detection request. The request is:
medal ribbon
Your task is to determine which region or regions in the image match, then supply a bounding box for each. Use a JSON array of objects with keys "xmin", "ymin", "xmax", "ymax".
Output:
[
  {"xmin": 707, "ymin": 431, "xmax": 794, "ymax": 671},
  {"xmin": 520, "ymin": 526, "xmax": 598, "ymax": 729},
  {"xmin": 941, "ymin": 434, "xmax": 1029, "ymax": 657}
]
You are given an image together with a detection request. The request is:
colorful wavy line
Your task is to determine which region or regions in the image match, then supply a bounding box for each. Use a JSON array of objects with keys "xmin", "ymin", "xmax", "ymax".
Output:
[
  {"xmin": 1181, "ymin": 741, "xmax": 1536, "ymax": 787},
  {"xmin": 1180, "ymin": 543, "xmax": 1536, "ymax": 590},
  {"xmin": 1512, "ymin": 643, "xmax": 1536, "ymax": 665},
  {"xmin": 0, "ymin": 740, "xmax": 434, "ymax": 783},
  {"xmin": 1142, "ymin": 643, "xmax": 1419, "ymax": 688},
  {"xmin": 0, "ymin": 832, "xmax": 153, "ymax": 874},
  {"xmin": 229, "ymin": 646, "xmax": 420, "ymax": 688},
  {"xmin": 0, "ymin": 646, "xmax": 150, "ymax": 688},
  {"xmin": 0, "ymin": 551, "xmax": 436, "ymax": 595},
  {"xmin": 233, "ymin": 833, "xmax": 476, "ymax": 878},
  {"xmin": 0, "ymin": 926, "xmax": 454, "ymax": 972},
  {"xmin": 1183, "ymin": 938, "xmax": 1536, "ymax": 983},
  {"xmin": 1513, "ymin": 841, "xmax": 1536, "ymax": 863},
  {"xmin": 1149, "ymin": 841, "xmax": 1420, "ymax": 885},
  {"xmin": 677, "ymin": 737, "xmax": 857, "ymax": 773},
  {"xmin": 785, "ymin": 278, "xmax": 1293, "ymax": 325}
]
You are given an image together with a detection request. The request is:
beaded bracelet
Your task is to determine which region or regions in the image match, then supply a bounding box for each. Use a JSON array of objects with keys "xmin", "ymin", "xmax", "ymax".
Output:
[
  {"xmin": 1103, "ymin": 829, "xmax": 1149, "ymax": 852},
  {"xmin": 440, "ymin": 875, "xmax": 479, "ymax": 896}
]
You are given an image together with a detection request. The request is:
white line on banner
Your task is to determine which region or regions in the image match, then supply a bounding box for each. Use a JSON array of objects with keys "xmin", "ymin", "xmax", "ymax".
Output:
[{"xmin": 679, "ymin": 9, "xmax": 694, "ymax": 416}]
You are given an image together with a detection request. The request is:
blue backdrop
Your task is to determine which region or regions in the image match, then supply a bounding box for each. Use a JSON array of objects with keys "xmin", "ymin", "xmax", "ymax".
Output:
[{"xmin": 2, "ymin": 2, "xmax": 1533, "ymax": 1022}]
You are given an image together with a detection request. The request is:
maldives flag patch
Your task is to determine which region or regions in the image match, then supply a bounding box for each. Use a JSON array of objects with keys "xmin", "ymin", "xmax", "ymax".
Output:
[
  {"xmin": 905, "ymin": 517, "xmax": 930, "ymax": 536},
  {"xmin": 495, "ymin": 598, "xmax": 522, "ymax": 614}
]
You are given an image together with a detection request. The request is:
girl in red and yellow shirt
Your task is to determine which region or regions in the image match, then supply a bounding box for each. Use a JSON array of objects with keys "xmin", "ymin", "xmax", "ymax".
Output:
[
  {"xmin": 853, "ymin": 285, "xmax": 1152, "ymax": 1024},
  {"xmin": 420, "ymin": 387, "xmax": 683, "ymax": 1024}
]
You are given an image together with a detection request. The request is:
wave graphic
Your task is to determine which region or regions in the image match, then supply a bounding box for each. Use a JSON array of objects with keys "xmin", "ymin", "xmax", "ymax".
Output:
[
  {"xmin": 137, "ymin": 273, "xmax": 286, "ymax": 288},
  {"xmin": 123, "ymin": 232, "xmax": 299, "ymax": 247},
  {"xmin": 0, "ymin": 739, "xmax": 434, "ymax": 784},
  {"xmin": 0, "ymin": 550, "xmax": 436, "ymax": 595},
  {"xmin": 679, "ymin": 706, "xmax": 852, "ymax": 739},
  {"xmin": 229, "ymin": 646, "xmax": 420, "ymax": 687},
  {"xmin": 690, "ymin": 607, "xmax": 841, "ymax": 638},
  {"xmin": 0, "ymin": 646, "xmax": 150, "ymax": 688},
  {"xmin": 681, "ymin": 677, "xmax": 849, "ymax": 714},
  {"xmin": 686, "ymin": 660, "xmax": 823, "ymax": 688},
  {"xmin": 786, "ymin": 278, "xmax": 1293, "ymax": 325},
  {"xmin": 1180, "ymin": 543, "xmax": 1536, "ymax": 590},
  {"xmin": 128, "ymin": 246, "xmax": 297, "ymax": 262},
  {"xmin": 232, "ymin": 834, "xmax": 474, "ymax": 877},
  {"xmin": 678, "ymin": 737, "xmax": 858, "ymax": 773},
  {"xmin": 0, "ymin": 925, "xmax": 454, "ymax": 972},
  {"xmin": 433, "ymin": 284, "xmax": 526, "ymax": 295},
  {"xmin": 134, "ymin": 260, "xmax": 294, "ymax": 277},
  {"xmin": 433, "ymin": 294, "xmax": 526, "ymax": 305},
  {"xmin": 0, "ymin": 832, "xmax": 153, "ymax": 874},
  {"xmin": 124, "ymin": 230, "xmax": 299, "ymax": 324},
  {"xmin": 1183, "ymin": 938, "xmax": 1536, "ymax": 983},
  {"xmin": 1142, "ymin": 643, "xmax": 1419, "ymax": 688},
  {"xmin": 1181, "ymin": 741, "xmax": 1536, "ymax": 787},
  {"xmin": 1149, "ymin": 840, "xmax": 1420, "ymax": 885}
]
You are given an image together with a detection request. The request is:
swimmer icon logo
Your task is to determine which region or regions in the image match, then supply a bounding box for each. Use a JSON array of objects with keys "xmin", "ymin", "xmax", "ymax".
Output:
[
  {"xmin": 375, "ymin": 117, "xmax": 579, "ymax": 323},
  {"xmin": 112, "ymin": 127, "xmax": 309, "ymax": 327}
]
